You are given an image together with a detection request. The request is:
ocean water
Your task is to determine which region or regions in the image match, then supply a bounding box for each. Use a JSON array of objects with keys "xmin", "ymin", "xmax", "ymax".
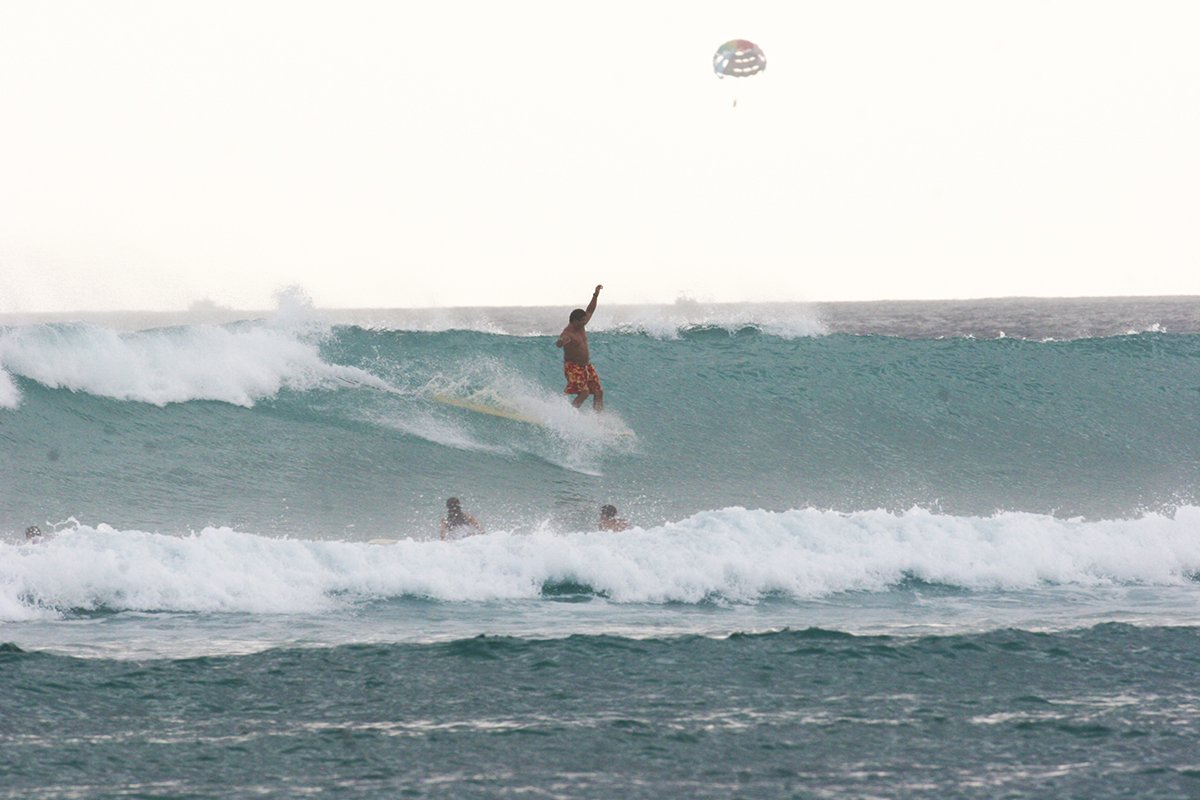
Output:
[{"xmin": 2, "ymin": 295, "xmax": 1200, "ymax": 798}]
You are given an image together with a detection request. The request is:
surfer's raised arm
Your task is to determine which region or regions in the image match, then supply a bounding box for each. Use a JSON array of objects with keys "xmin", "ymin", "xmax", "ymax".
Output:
[{"xmin": 580, "ymin": 285, "xmax": 602, "ymax": 326}]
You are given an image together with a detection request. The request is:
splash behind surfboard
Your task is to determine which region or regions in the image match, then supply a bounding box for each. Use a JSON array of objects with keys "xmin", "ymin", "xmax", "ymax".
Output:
[{"xmin": 432, "ymin": 393, "xmax": 634, "ymax": 438}]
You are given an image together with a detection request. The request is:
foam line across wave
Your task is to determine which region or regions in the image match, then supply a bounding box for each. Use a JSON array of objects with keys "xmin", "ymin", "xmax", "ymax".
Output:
[{"xmin": 4, "ymin": 507, "xmax": 1199, "ymax": 621}]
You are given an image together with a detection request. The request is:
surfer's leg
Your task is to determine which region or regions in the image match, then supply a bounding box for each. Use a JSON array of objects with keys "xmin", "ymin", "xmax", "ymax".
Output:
[
  {"xmin": 585, "ymin": 365, "xmax": 603, "ymax": 412},
  {"xmin": 572, "ymin": 391, "xmax": 589, "ymax": 408}
]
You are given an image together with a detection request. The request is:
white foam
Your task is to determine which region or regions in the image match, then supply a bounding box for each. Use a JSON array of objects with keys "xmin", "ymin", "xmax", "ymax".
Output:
[
  {"xmin": 0, "ymin": 367, "xmax": 19, "ymax": 409},
  {"xmin": 420, "ymin": 358, "xmax": 637, "ymax": 472},
  {"xmin": 360, "ymin": 406, "xmax": 508, "ymax": 455},
  {"xmin": 592, "ymin": 300, "xmax": 829, "ymax": 340},
  {"xmin": 3, "ymin": 507, "xmax": 1199, "ymax": 621},
  {"xmin": 0, "ymin": 319, "xmax": 382, "ymax": 407},
  {"xmin": 0, "ymin": 287, "xmax": 392, "ymax": 407},
  {"xmin": 308, "ymin": 302, "xmax": 829, "ymax": 339}
]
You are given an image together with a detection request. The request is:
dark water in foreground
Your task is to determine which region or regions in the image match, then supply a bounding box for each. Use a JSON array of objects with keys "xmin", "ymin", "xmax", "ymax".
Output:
[{"xmin": 4, "ymin": 625, "xmax": 1200, "ymax": 799}]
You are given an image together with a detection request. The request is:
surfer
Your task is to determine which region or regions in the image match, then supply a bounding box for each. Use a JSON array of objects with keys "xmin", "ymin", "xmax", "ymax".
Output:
[
  {"xmin": 24, "ymin": 525, "xmax": 44, "ymax": 544},
  {"xmin": 556, "ymin": 284, "xmax": 605, "ymax": 411},
  {"xmin": 440, "ymin": 497, "xmax": 484, "ymax": 540},
  {"xmin": 599, "ymin": 504, "xmax": 629, "ymax": 532}
]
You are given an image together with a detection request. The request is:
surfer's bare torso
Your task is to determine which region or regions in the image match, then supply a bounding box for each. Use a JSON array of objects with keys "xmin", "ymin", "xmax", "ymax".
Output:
[
  {"xmin": 555, "ymin": 285, "xmax": 602, "ymax": 365},
  {"xmin": 556, "ymin": 326, "xmax": 590, "ymax": 366}
]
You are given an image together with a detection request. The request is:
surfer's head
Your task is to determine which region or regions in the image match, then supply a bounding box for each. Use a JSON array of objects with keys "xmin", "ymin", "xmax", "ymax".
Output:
[
  {"xmin": 600, "ymin": 505, "xmax": 617, "ymax": 519},
  {"xmin": 569, "ymin": 308, "xmax": 587, "ymax": 323},
  {"xmin": 25, "ymin": 525, "xmax": 41, "ymax": 540},
  {"xmin": 445, "ymin": 497, "xmax": 469, "ymax": 528}
]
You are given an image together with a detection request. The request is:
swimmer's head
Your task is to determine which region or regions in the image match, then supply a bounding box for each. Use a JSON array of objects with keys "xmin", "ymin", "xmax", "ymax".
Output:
[
  {"xmin": 569, "ymin": 308, "xmax": 586, "ymax": 323},
  {"xmin": 25, "ymin": 525, "xmax": 42, "ymax": 540},
  {"xmin": 600, "ymin": 505, "xmax": 617, "ymax": 519}
]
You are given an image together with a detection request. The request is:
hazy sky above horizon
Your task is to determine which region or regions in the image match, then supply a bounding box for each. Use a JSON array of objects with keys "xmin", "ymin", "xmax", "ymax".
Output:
[{"xmin": 2, "ymin": 1, "xmax": 1198, "ymax": 312}]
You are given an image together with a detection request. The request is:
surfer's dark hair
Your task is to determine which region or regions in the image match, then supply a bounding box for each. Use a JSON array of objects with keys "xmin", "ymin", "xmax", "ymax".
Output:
[
  {"xmin": 446, "ymin": 497, "xmax": 467, "ymax": 528},
  {"xmin": 600, "ymin": 505, "xmax": 617, "ymax": 519},
  {"xmin": 569, "ymin": 308, "xmax": 586, "ymax": 322}
]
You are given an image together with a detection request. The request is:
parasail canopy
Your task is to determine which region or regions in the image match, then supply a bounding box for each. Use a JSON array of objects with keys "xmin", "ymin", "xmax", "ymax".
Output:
[{"xmin": 713, "ymin": 39, "xmax": 767, "ymax": 79}]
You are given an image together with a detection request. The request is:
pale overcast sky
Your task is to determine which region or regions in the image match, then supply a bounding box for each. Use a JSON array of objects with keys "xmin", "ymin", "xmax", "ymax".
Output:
[{"xmin": 1, "ymin": 1, "xmax": 1197, "ymax": 312}]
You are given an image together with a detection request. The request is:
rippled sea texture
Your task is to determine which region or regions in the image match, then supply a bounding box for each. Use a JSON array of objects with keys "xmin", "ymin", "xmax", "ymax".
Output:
[{"xmin": 4, "ymin": 626, "xmax": 1200, "ymax": 799}]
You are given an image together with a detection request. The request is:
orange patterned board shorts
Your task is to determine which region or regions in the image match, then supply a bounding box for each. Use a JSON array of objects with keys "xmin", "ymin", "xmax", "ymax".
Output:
[{"xmin": 563, "ymin": 362, "xmax": 602, "ymax": 395}]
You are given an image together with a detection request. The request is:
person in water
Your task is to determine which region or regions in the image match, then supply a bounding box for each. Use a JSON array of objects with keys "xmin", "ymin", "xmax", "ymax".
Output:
[
  {"xmin": 440, "ymin": 497, "xmax": 484, "ymax": 540},
  {"xmin": 25, "ymin": 525, "xmax": 44, "ymax": 544},
  {"xmin": 556, "ymin": 284, "xmax": 604, "ymax": 411},
  {"xmin": 599, "ymin": 504, "xmax": 629, "ymax": 532}
]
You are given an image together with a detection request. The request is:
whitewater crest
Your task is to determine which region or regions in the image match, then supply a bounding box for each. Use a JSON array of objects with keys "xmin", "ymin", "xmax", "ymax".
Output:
[
  {"xmin": 298, "ymin": 301, "xmax": 829, "ymax": 339},
  {"xmin": 0, "ymin": 367, "xmax": 18, "ymax": 409},
  {"xmin": 0, "ymin": 291, "xmax": 385, "ymax": 408},
  {"xmin": 590, "ymin": 300, "xmax": 829, "ymax": 340},
  {"xmin": 3, "ymin": 507, "xmax": 1199, "ymax": 622}
]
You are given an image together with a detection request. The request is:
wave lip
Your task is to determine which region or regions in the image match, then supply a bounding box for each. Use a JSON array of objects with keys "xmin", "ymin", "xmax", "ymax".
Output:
[
  {"xmin": 319, "ymin": 302, "xmax": 830, "ymax": 339},
  {"xmin": 0, "ymin": 367, "xmax": 18, "ymax": 409},
  {"xmin": 0, "ymin": 320, "xmax": 384, "ymax": 408},
  {"xmin": 591, "ymin": 301, "xmax": 828, "ymax": 340},
  {"xmin": 3, "ymin": 507, "xmax": 1199, "ymax": 621}
]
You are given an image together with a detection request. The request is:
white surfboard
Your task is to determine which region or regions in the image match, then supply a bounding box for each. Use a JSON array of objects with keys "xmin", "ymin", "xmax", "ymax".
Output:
[
  {"xmin": 432, "ymin": 393, "xmax": 635, "ymax": 438},
  {"xmin": 431, "ymin": 394, "xmax": 545, "ymax": 425}
]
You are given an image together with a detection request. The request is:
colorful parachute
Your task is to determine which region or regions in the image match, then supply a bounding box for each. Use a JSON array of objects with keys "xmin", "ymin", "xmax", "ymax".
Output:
[{"xmin": 713, "ymin": 40, "xmax": 767, "ymax": 79}]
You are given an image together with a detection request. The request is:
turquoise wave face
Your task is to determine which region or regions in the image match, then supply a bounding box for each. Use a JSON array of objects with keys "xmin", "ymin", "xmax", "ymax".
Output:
[{"xmin": 3, "ymin": 321, "xmax": 1200, "ymax": 536}]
